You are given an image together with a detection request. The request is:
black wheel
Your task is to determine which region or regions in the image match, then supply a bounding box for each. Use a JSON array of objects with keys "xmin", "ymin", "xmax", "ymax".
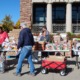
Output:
[
  {"xmin": 60, "ymin": 69, "xmax": 66, "ymax": 76},
  {"xmin": 41, "ymin": 68, "xmax": 47, "ymax": 74}
]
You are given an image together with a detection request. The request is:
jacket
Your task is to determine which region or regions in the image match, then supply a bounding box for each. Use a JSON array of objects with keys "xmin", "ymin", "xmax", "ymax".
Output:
[{"xmin": 17, "ymin": 28, "xmax": 34, "ymax": 49}]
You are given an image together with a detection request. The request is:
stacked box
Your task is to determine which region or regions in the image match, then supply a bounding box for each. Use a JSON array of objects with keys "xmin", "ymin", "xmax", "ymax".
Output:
[
  {"xmin": 53, "ymin": 35, "xmax": 61, "ymax": 43},
  {"xmin": 65, "ymin": 40, "xmax": 72, "ymax": 57},
  {"xmin": 45, "ymin": 55, "xmax": 65, "ymax": 62}
]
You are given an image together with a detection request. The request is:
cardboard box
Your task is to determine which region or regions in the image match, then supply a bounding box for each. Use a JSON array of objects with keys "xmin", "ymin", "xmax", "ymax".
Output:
[
  {"xmin": 65, "ymin": 52, "xmax": 72, "ymax": 57},
  {"xmin": 45, "ymin": 55, "xmax": 65, "ymax": 62},
  {"xmin": 65, "ymin": 40, "xmax": 72, "ymax": 57}
]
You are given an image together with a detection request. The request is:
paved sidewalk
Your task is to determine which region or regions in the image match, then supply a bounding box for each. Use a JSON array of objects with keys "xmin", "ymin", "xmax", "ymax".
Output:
[{"xmin": 0, "ymin": 57, "xmax": 80, "ymax": 80}]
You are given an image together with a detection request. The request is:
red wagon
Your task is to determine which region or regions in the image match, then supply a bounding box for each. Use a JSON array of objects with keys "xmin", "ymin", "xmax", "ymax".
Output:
[{"xmin": 41, "ymin": 56, "xmax": 67, "ymax": 76}]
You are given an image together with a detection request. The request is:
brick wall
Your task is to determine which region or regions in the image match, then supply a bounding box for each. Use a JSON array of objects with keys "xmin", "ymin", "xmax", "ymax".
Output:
[{"xmin": 20, "ymin": 0, "xmax": 32, "ymax": 27}]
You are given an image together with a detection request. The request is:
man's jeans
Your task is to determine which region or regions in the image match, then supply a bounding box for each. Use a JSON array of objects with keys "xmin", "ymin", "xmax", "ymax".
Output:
[{"xmin": 16, "ymin": 46, "xmax": 35, "ymax": 74}]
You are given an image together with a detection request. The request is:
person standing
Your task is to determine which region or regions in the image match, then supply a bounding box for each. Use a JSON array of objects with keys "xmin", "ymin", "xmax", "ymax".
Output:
[
  {"xmin": 0, "ymin": 27, "xmax": 9, "ymax": 73},
  {"xmin": 13, "ymin": 22, "xmax": 35, "ymax": 76}
]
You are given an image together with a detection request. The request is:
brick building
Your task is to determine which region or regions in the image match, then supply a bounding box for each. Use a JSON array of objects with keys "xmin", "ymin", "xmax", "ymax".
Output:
[{"xmin": 20, "ymin": 0, "xmax": 80, "ymax": 33}]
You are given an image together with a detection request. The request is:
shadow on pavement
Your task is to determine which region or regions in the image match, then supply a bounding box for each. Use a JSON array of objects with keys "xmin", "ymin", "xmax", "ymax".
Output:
[
  {"xmin": 21, "ymin": 67, "xmax": 42, "ymax": 76},
  {"xmin": 46, "ymin": 67, "xmax": 73, "ymax": 76},
  {"xmin": 67, "ymin": 60, "xmax": 76, "ymax": 66}
]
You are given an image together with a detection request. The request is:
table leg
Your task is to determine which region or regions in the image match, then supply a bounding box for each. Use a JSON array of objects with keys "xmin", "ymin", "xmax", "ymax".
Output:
[
  {"xmin": 76, "ymin": 51, "xmax": 79, "ymax": 69},
  {"xmin": 76, "ymin": 55, "xmax": 78, "ymax": 66}
]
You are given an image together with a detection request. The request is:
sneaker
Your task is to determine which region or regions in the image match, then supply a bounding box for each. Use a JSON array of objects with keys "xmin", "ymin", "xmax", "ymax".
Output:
[
  {"xmin": 28, "ymin": 73, "xmax": 35, "ymax": 76},
  {"xmin": 13, "ymin": 72, "xmax": 21, "ymax": 77},
  {"xmin": 32, "ymin": 59, "xmax": 38, "ymax": 63}
]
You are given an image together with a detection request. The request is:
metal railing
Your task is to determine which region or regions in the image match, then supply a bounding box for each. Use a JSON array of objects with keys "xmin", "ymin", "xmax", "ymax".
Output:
[
  {"xmin": 72, "ymin": 24, "xmax": 80, "ymax": 33},
  {"xmin": 52, "ymin": 24, "xmax": 66, "ymax": 33},
  {"xmin": 32, "ymin": 23, "xmax": 80, "ymax": 33},
  {"xmin": 32, "ymin": 24, "xmax": 45, "ymax": 33}
]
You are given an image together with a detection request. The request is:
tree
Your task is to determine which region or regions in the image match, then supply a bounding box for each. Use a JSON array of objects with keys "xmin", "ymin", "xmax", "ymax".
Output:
[
  {"xmin": 15, "ymin": 20, "xmax": 20, "ymax": 29},
  {"xmin": 2, "ymin": 15, "xmax": 14, "ymax": 32}
]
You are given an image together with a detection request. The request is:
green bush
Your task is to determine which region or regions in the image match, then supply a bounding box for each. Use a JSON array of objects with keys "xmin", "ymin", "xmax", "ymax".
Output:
[
  {"xmin": 67, "ymin": 32, "xmax": 80, "ymax": 40},
  {"xmin": 2, "ymin": 15, "xmax": 14, "ymax": 32}
]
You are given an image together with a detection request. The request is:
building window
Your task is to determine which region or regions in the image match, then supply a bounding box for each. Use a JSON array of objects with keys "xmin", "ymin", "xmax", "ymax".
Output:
[
  {"xmin": 33, "ymin": 3, "xmax": 46, "ymax": 25},
  {"xmin": 52, "ymin": 3, "xmax": 66, "ymax": 33},
  {"xmin": 72, "ymin": 4, "xmax": 80, "ymax": 23},
  {"xmin": 52, "ymin": 4, "xmax": 66, "ymax": 23},
  {"xmin": 72, "ymin": 3, "xmax": 80, "ymax": 33}
]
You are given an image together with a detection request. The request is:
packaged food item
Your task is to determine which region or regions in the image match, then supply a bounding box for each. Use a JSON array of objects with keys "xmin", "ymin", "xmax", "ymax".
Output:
[
  {"xmin": 45, "ymin": 43, "xmax": 54, "ymax": 50},
  {"xmin": 57, "ymin": 44, "xmax": 62, "ymax": 50},
  {"xmin": 2, "ymin": 41, "xmax": 11, "ymax": 50},
  {"xmin": 53, "ymin": 35, "xmax": 61, "ymax": 43},
  {"xmin": 63, "ymin": 43, "xmax": 68, "ymax": 50}
]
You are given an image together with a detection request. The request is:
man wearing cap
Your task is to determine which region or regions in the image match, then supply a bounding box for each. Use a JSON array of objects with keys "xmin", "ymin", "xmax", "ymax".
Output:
[{"xmin": 13, "ymin": 22, "xmax": 35, "ymax": 76}]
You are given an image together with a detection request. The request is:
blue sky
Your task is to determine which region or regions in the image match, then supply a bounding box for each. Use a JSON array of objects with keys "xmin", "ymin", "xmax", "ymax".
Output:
[{"xmin": 0, "ymin": 0, "xmax": 20, "ymax": 24}]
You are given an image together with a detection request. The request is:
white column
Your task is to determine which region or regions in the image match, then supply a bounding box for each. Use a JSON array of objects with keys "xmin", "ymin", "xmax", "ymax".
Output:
[
  {"xmin": 66, "ymin": 3, "xmax": 72, "ymax": 32},
  {"xmin": 46, "ymin": 3, "xmax": 53, "ymax": 33}
]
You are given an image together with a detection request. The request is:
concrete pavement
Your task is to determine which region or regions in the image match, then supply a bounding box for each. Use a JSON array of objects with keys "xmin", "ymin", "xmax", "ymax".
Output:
[{"xmin": 0, "ymin": 57, "xmax": 80, "ymax": 80}]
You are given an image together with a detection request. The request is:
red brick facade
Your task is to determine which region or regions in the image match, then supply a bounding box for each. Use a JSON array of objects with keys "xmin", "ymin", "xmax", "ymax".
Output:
[{"xmin": 20, "ymin": 0, "xmax": 32, "ymax": 27}]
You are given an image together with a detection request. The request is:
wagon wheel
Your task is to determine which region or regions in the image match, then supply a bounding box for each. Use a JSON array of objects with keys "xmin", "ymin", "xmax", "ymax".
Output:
[
  {"xmin": 41, "ymin": 68, "xmax": 47, "ymax": 74},
  {"xmin": 60, "ymin": 69, "xmax": 66, "ymax": 76}
]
